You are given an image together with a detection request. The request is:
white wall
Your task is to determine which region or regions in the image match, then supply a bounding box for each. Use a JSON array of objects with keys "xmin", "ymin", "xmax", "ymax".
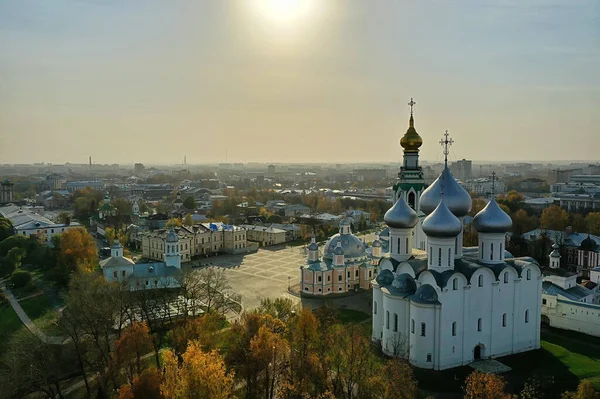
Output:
[{"xmin": 543, "ymin": 294, "xmax": 600, "ymax": 337}]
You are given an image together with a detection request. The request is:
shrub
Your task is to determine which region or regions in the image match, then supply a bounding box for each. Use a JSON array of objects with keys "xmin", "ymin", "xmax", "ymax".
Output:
[{"xmin": 10, "ymin": 270, "xmax": 32, "ymax": 289}]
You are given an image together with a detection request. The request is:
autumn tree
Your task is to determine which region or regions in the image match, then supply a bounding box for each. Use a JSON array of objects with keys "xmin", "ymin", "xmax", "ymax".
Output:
[
  {"xmin": 464, "ymin": 370, "xmax": 512, "ymax": 399},
  {"xmin": 183, "ymin": 267, "xmax": 240, "ymax": 315},
  {"xmin": 540, "ymin": 205, "xmax": 570, "ymax": 231},
  {"xmin": 184, "ymin": 213, "xmax": 194, "ymax": 226},
  {"xmin": 112, "ymin": 322, "xmax": 154, "ymax": 384},
  {"xmin": 53, "ymin": 227, "xmax": 99, "ymax": 285},
  {"xmin": 378, "ymin": 359, "xmax": 418, "ymax": 399},
  {"xmin": 512, "ymin": 209, "xmax": 538, "ymax": 235},
  {"xmin": 250, "ymin": 325, "xmax": 290, "ymax": 399},
  {"xmin": 168, "ymin": 312, "xmax": 225, "ymax": 356},
  {"xmin": 161, "ymin": 342, "xmax": 234, "ymax": 399},
  {"xmin": 0, "ymin": 215, "xmax": 13, "ymax": 242},
  {"xmin": 561, "ymin": 380, "xmax": 600, "ymax": 399},
  {"xmin": 571, "ymin": 214, "xmax": 587, "ymax": 233},
  {"xmin": 183, "ymin": 196, "xmax": 197, "ymax": 210},
  {"xmin": 119, "ymin": 368, "xmax": 164, "ymax": 399},
  {"xmin": 166, "ymin": 218, "xmax": 183, "ymax": 228},
  {"xmin": 469, "ymin": 198, "xmax": 487, "ymax": 217},
  {"xmin": 586, "ymin": 213, "xmax": 600, "ymax": 236},
  {"xmin": 258, "ymin": 297, "xmax": 296, "ymax": 324}
]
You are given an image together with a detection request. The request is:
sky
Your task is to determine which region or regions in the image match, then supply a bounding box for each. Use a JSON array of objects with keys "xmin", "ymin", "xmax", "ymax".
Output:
[{"xmin": 0, "ymin": 0, "xmax": 599, "ymax": 165}]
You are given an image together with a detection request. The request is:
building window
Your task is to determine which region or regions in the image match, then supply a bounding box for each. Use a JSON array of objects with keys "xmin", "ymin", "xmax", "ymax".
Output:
[
  {"xmin": 543, "ymin": 298, "xmax": 547, "ymax": 305},
  {"xmin": 386, "ymin": 311, "xmax": 390, "ymax": 329},
  {"xmin": 374, "ymin": 301, "xmax": 377, "ymax": 315},
  {"xmin": 453, "ymin": 278, "xmax": 458, "ymax": 290},
  {"xmin": 429, "ymin": 246, "xmax": 432, "ymax": 265},
  {"xmin": 328, "ymin": 275, "xmax": 331, "ymax": 282},
  {"xmin": 398, "ymin": 238, "xmax": 401, "ymax": 254},
  {"xmin": 113, "ymin": 271, "xmax": 117, "ymax": 278},
  {"xmin": 500, "ymin": 242, "xmax": 503, "ymax": 257},
  {"xmin": 490, "ymin": 243, "xmax": 494, "ymax": 260},
  {"xmin": 317, "ymin": 275, "xmax": 322, "ymax": 282},
  {"xmin": 406, "ymin": 238, "xmax": 409, "ymax": 253},
  {"xmin": 411, "ymin": 319, "xmax": 415, "ymax": 334},
  {"xmin": 504, "ymin": 272, "xmax": 509, "ymax": 283},
  {"xmin": 347, "ymin": 271, "xmax": 350, "ymax": 279},
  {"xmin": 526, "ymin": 269, "xmax": 531, "ymax": 280},
  {"xmin": 426, "ymin": 353, "xmax": 432, "ymax": 362},
  {"xmin": 477, "ymin": 318, "xmax": 482, "ymax": 331},
  {"xmin": 338, "ymin": 275, "xmax": 342, "ymax": 282},
  {"xmin": 394, "ymin": 314, "xmax": 398, "ymax": 332},
  {"xmin": 448, "ymin": 248, "xmax": 451, "ymax": 266},
  {"xmin": 502, "ymin": 313, "xmax": 507, "ymax": 327},
  {"xmin": 478, "ymin": 275, "xmax": 483, "ymax": 287},
  {"xmin": 525, "ymin": 309, "xmax": 529, "ymax": 323},
  {"xmin": 355, "ymin": 269, "xmax": 359, "ymax": 277},
  {"xmin": 452, "ymin": 322, "xmax": 457, "ymax": 336},
  {"xmin": 421, "ymin": 322, "xmax": 426, "ymax": 337},
  {"xmin": 122, "ymin": 270, "xmax": 126, "ymax": 277},
  {"xmin": 480, "ymin": 242, "xmax": 483, "ymax": 258}
]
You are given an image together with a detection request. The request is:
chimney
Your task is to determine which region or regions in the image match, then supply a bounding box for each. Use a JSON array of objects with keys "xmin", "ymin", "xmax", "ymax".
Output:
[{"xmin": 566, "ymin": 226, "xmax": 573, "ymax": 235}]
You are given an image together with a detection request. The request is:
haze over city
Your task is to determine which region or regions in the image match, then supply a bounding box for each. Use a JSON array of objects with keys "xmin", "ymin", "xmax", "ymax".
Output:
[{"xmin": 1, "ymin": 0, "xmax": 599, "ymax": 165}]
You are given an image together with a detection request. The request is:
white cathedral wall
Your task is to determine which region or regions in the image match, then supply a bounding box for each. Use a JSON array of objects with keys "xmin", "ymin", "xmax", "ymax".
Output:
[
  {"xmin": 462, "ymin": 268, "xmax": 494, "ymax": 363},
  {"xmin": 437, "ymin": 274, "xmax": 468, "ymax": 369},
  {"xmin": 414, "ymin": 219, "xmax": 426, "ymax": 251},
  {"xmin": 543, "ymin": 294, "xmax": 600, "ymax": 337},
  {"xmin": 488, "ymin": 267, "xmax": 518, "ymax": 358},
  {"xmin": 514, "ymin": 266, "xmax": 542, "ymax": 351},
  {"xmin": 372, "ymin": 285, "xmax": 384, "ymax": 342},
  {"xmin": 382, "ymin": 293, "xmax": 410, "ymax": 356},
  {"xmin": 409, "ymin": 302, "xmax": 438, "ymax": 369}
]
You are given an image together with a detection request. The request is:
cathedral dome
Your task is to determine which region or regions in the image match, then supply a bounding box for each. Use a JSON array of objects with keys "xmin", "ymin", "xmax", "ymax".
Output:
[
  {"xmin": 372, "ymin": 239, "xmax": 382, "ymax": 248},
  {"xmin": 166, "ymin": 228, "xmax": 179, "ymax": 243},
  {"xmin": 308, "ymin": 241, "xmax": 319, "ymax": 251},
  {"xmin": 376, "ymin": 269, "xmax": 394, "ymax": 286},
  {"xmin": 550, "ymin": 243, "xmax": 561, "ymax": 258},
  {"xmin": 339, "ymin": 217, "xmax": 352, "ymax": 227},
  {"xmin": 333, "ymin": 244, "xmax": 344, "ymax": 256},
  {"xmin": 419, "ymin": 168, "xmax": 472, "ymax": 217},
  {"xmin": 580, "ymin": 235, "xmax": 598, "ymax": 251},
  {"xmin": 411, "ymin": 284, "xmax": 439, "ymax": 304},
  {"xmin": 391, "ymin": 273, "xmax": 417, "ymax": 294},
  {"xmin": 384, "ymin": 197, "xmax": 418, "ymax": 229},
  {"xmin": 422, "ymin": 198, "xmax": 462, "ymax": 238},
  {"xmin": 400, "ymin": 114, "xmax": 423, "ymax": 152},
  {"xmin": 473, "ymin": 199, "xmax": 512, "ymax": 234},
  {"xmin": 323, "ymin": 233, "xmax": 366, "ymax": 260}
]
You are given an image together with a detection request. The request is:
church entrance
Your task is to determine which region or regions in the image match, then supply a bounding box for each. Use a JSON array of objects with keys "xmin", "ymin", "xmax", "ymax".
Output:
[{"xmin": 474, "ymin": 344, "xmax": 484, "ymax": 360}]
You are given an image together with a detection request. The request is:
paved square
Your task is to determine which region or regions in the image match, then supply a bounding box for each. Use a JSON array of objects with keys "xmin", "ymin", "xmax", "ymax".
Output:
[{"xmin": 189, "ymin": 244, "xmax": 307, "ymax": 310}]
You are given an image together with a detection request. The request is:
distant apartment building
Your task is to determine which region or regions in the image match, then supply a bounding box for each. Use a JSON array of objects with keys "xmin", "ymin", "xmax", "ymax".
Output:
[
  {"xmin": 0, "ymin": 180, "xmax": 15, "ymax": 203},
  {"xmin": 451, "ymin": 159, "xmax": 472, "ymax": 182},
  {"xmin": 460, "ymin": 178, "xmax": 505, "ymax": 197},
  {"xmin": 352, "ymin": 168, "xmax": 387, "ymax": 182},
  {"xmin": 65, "ymin": 180, "xmax": 104, "ymax": 193},
  {"xmin": 241, "ymin": 225, "xmax": 287, "ymax": 246},
  {"xmin": 551, "ymin": 168, "xmax": 585, "ymax": 184},
  {"xmin": 134, "ymin": 163, "xmax": 146, "ymax": 175}
]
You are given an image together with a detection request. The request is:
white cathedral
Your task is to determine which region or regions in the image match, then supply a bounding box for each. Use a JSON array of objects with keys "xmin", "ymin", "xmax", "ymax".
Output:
[{"xmin": 372, "ymin": 100, "xmax": 542, "ymax": 370}]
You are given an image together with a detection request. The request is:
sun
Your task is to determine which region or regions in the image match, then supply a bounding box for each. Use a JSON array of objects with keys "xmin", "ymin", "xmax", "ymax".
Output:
[{"xmin": 251, "ymin": 0, "xmax": 316, "ymax": 25}]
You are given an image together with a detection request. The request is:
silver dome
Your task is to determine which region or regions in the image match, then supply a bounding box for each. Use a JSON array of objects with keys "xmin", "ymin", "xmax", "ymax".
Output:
[
  {"xmin": 550, "ymin": 243, "xmax": 561, "ymax": 258},
  {"xmin": 375, "ymin": 269, "xmax": 394, "ymax": 286},
  {"xmin": 420, "ymin": 167, "xmax": 472, "ymax": 217},
  {"xmin": 384, "ymin": 197, "xmax": 418, "ymax": 229},
  {"xmin": 372, "ymin": 239, "xmax": 382, "ymax": 248},
  {"xmin": 339, "ymin": 217, "xmax": 352, "ymax": 226},
  {"xmin": 422, "ymin": 198, "xmax": 462, "ymax": 238},
  {"xmin": 166, "ymin": 227, "xmax": 179, "ymax": 243},
  {"xmin": 323, "ymin": 233, "xmax": 367, "ymax": 259},
  {"xmin": 391, "ymin": 273, "xmax": 417, "ymax": 294},
  {"xmin": 473, "ymin": 199, "xmax": 512, "ymax": 234},
  {"xmin": 308, "ymin": 241, "xmax": 319, "ymax": 251}
]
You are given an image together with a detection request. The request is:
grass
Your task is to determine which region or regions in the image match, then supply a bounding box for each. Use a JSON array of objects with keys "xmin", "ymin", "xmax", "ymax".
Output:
[
  {"xmin": 19, "ymin": 295, "xmax": 62, "ymax": 336},
  {"xmin": 0, "ymin": 304, "xmax": 23, "ymax": 351}
]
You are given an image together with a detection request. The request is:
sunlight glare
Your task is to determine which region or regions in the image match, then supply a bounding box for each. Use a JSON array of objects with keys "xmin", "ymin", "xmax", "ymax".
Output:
[{"xmin": 252, "ymin": 0, "xmax": 316, "ymax": 25}]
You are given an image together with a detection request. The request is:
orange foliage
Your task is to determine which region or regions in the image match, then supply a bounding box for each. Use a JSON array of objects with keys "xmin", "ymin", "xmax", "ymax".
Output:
[
  {"xmin": 464, "ymin": 371, "xmax": 512, "ymax": 399},
  {"xmin": 119, "ymin": 368, "xmax": 163, "ymax": 399},
  {"xmin": 113, "ymin": 322, "xmax": 153, "ymax": 384},
  {"xmin": 57, "ymin": 227, "xmax": 98, "ymax": 273}
]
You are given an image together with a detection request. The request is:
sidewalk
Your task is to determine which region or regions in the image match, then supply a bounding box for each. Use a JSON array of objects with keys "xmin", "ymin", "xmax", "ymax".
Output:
[{"xmin": 0, "ymin": 281, "xmax": 65, "ymax": 345}]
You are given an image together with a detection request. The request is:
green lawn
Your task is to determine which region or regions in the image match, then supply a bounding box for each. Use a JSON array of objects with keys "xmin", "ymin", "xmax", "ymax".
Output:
[
  {"xmin": 0, "ymin": 304, "xmax": 23, "ymax": 351},
  {"xmin": 19, "ymin": 295, "xmax": 62, "ymax": 336}
]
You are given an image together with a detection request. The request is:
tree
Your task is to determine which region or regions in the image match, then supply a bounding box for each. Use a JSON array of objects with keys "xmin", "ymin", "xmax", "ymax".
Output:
[
  {"xmin": 112, "ymin": 322, "xmax": 154, "ymax": 384},
  {"xmin": 183, "ymin": 268, "xmax": 240, "ymax": 315},
  {"xmin": 571, "ymin": 214, "xmax": 587, "ymax": 233},
  {"xmin": 0, "ymin": 329, "xmax": 67, "ymax": 399},
  {"xmin": 464, "ymin": 371, "xmax": 512, "ymax": 399},
  {"xmin": 9, "ymin": 270, "xmax": 32, "ymax": 288},
  {"xmin": 469, "ymin": 198, "xmax": 487, "ymax": 217},
  {"xmin": 119, "ymin": 368, "xmax": 164, "ymax": 399},
  {"xmin": 184, "ymin": 213, "xmax": 194, "ymax": 226},
  {"xmin": 561, "ymin": 380, "xmax": 600, "ymax": 399},
  {"xmin": 183, "ymin": 196, "xmax": 197, "ymax": 210},
  {"xmin": 0, "ymin": 215, "xmax": 13, "ymax": 242},
  {"xmin": 258, "ymin": 297, "xmax": 296, "ymax": 324},
  {"xmin": 1, "ymin": 247, "xmax": 25, "ymax": 276},
  {"xmin": 512, "ymin": 209, "xmax": 538, "ymax": 235},
  {"xmin": 379, "ymin": 359, "xmax": 418, "ymax": 399},
  {"xmin": 161, "ymin": 342, "xmax": 234, "ymax": 399},
  {"xmin": 168, "ymin": 313, "xmax": 225, "ymax": 356},
  {"xmin": 585, "ymin": 213, "xmax": 600, "ymax": 236},
  {"xmin": 53, "ymin": 227, "xmax": 99, "ymax": 285},
  {"xmin": 250, "ymin": 324, "xmax": 290, "ymax": 399},
  {"xmin": 166, "ymin": 218, "xmax": 183, "ymax": 228},
  {"xmin": 540, "ymin": 205, "xmax": 570, "ymax": 231},
  {"xmin": 519, "ymin": 374, "xmax": 554, "ymax": 399},
  {"xmin": 268, "ymin": 214, "xmax": 283, "ymax": 224},
  {"xmin": 57, "ymin": 212, "xmax": 72, "ymax": 225},
  {"xmin": 463, "ymin": 223, "xmax": 478, "ymax": 247}
]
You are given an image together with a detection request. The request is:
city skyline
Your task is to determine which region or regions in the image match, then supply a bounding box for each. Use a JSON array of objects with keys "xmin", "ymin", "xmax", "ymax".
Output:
[{"xmin": 1, "ymin": 0, "xmax": 599, "ymax": 164}]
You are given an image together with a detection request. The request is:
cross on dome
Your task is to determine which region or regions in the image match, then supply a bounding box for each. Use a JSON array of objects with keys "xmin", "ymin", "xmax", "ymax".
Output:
[
  {"xmin": 439, "ymin": 130, "xmax": 454, "ymax": 167},
  {"xmin": 408, "ymin": 98, "xmax": 416, "ymax": 115}
]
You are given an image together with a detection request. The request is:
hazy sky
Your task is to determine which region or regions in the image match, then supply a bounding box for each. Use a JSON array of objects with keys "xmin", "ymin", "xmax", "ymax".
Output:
[{"xmin": 1, "ymin": 0, "xmax": 599, "ymax": 165}]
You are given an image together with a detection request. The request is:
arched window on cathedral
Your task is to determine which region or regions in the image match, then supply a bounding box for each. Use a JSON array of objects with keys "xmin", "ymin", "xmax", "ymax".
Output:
[
  {"xmin": 386, "ymin": 311, "xmax": 390, "ymax": 329},
  {"xmin": 453, "ymin": 278, "xmax": 458, "ymax": 290},
  {"xmin": 504, "ymin": 272, "xmax": 509, "ymax": 284},
  {"xmin": 525, "ymin": 309, "xmax": 529, "ymax": 323},
  {"xmin": 398, "ymin": 238, "xmax": 401, "ymax": 255},
  {"xmin": 480, "ymin": 242, "xmax": 483, "ymax": 258},
  {"xmin": 408, "ymin": 191, "xmax": 416, "ymax": 210},
  {"xmin": 455, "ymin": 237, "xmax": 458, "ymax": 254},
  {"xmin": 448, "ymin": 248, "xmax": 451, "ymax": 266},
  {"xmin": 429, "ymin": 247, "xmax": 433, "ymax": 266},
  {"xmin": 502, "ymin": 313, "xmax": 507, "ymax": 327},
  {"xmin": 477, "ymin": 318, "xmax": 482, "ymax": 331},
  {"xmin": 438, "ymin": 248, "xmax": 442, "ymax": 266},
  {"xmin": 478, "ymin": 275, "xmax": 483, "ymax": 287},
  {"xmin": 500, "ymin": 242, "xmax": 503, "ymax": 258},
  {"xmin": 490, "ymin": 243, "xmax": 494, "ymax": 261},
  {"xmin": 526, "ymin": 269, "xmax": 531, "ymax": 280},
  {"xmin": 374, "ymin": 301, "xmax": 377, "ymax": 315},
  {"xmin": 452, "ymin": 321, "xmax": 457, "ymax": 336},
  {"xmin": 406, "ymin": 238, "xmax": 409, "ymax": 254}
]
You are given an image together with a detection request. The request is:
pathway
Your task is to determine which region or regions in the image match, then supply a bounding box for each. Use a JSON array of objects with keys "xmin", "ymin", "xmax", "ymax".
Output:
[{"xmin": 0, "ymin": 280, "xmax": 65, "ymax": 345}]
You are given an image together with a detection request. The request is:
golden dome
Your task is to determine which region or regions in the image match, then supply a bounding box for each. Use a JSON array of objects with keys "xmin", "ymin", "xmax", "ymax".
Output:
[{"xmin": 400, "ymin": 114, "xmax": 423, "ymax": 152}]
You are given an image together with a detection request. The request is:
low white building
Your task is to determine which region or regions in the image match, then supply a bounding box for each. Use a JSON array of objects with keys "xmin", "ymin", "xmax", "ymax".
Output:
[
  {"xmin": 0, "ymin": 204, "xmax": 80, "ymax": 245},
  {"xmin": 542, "ymin": 245, "xmax": 600, "ymax": 337}
]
